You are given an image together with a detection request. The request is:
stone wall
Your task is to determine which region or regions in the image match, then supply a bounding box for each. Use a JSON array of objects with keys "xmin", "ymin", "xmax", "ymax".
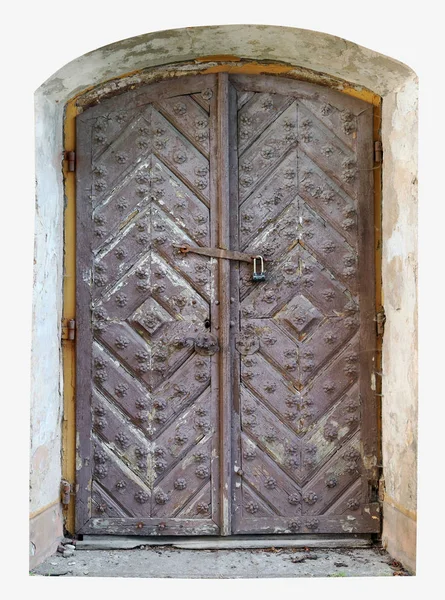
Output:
[{"xmin": 381, "ymin": 75, "xmax": 418, "ymax": 573}]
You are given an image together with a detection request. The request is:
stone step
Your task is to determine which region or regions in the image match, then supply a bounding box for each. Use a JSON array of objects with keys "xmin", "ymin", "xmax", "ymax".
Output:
[{"xmin": 76, "ymin": 534, "xmax": 373, "ymax": 551}]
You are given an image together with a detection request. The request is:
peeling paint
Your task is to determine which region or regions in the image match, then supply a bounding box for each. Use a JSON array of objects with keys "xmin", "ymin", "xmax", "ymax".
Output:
[{"xmin": 363, "ymin": 454, "xmax": 377, "ymax": 470}]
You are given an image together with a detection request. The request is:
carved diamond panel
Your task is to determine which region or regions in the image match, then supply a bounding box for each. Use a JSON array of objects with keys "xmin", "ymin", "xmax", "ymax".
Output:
[{"xmin": 76, "ymin": 76, "xmax": 220, "ymax": 535}]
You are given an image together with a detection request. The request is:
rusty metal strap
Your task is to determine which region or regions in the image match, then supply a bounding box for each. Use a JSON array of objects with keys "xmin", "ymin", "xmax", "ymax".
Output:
[{"xmin": 173, "ymin": 243, "xmax": 255, "ymax": 263}]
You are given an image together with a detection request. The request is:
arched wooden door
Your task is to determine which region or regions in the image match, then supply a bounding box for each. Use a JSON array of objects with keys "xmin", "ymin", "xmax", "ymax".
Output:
[{"xmin": 75, "ymin": 73, "xmax": 380, "ymax": 536}]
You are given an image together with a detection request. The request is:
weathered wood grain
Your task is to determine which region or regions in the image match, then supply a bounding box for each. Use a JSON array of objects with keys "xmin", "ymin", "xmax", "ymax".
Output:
[
  {"xmin": 230, "ymin": 75, "xmax": 378, "ymax": 535},
  {"xmin": 76, "ymin": 73, "xmax": 378, "ymax": 537},
  {"xmin": 76, "ymin": 75, "xmax": 221, "ymax": 535}
]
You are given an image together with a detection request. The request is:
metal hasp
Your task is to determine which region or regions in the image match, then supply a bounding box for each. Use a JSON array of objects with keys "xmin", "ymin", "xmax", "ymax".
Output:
[{"xmin": 252, "ymin": 255, "xmax": 266, "ymax": 282}]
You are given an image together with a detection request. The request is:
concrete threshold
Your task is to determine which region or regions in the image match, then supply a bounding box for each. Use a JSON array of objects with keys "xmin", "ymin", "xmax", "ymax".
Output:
[
  {"xmin": 77, "ymin": 534, "xmax": 372, "ymax": 551},
  {"xmin": 32, "ymin": 546, "xmax": 399, "ymax": 578}
]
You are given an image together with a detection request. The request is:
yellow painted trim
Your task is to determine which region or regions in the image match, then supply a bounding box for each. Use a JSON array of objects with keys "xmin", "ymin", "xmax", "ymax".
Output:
[
  {"xmin": 374, "ymin": 100, "xmax": 383, "ymax": 468},
  {"xmin": 202, "ymin": 63, "xmax": 295, "ymax": 75},
  {"xmin": 63, "ymin": 62, "xmax": 382, "ymax": 534},
  {"xmin": 341, "ymin": 86, "xmax": 380, "ymax": 107},
  {"xmin": 29, "ymin": 498, "xmax": 60, "ymax": 521},
  {"xmin": 62, "ymin": 98, "xmax": 78, "ymax": 534},
  {"xmin": 195, "ymin": 54, "xmax": 242, "ymax": 62},
  {"xmin": 383, "ymin": 495, "xmax": 417, "ymax": 522}
]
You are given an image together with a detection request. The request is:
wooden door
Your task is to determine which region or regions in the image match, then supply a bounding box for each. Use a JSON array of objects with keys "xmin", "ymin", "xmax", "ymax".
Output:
[
  {"xmin": 229, "ymin": 76, "xmax": 379, "ymax": 534},
  {"xmin": 75, "ymin": 75, "xmax": 223, "ymax": 535},
  {"xmin": 75, "ymin": 73, "xmax": 380, "ymax": 537}
]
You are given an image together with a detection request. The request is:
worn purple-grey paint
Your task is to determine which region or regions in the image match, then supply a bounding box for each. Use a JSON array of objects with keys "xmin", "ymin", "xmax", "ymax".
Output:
[{"xmin": 76, "ymin": 73, "xmax": 378, "ymax": 536}]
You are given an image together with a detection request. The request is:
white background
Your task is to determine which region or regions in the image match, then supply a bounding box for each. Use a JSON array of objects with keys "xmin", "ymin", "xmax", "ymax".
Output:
[{"xmin": 1, "ymin": 0, "xmax": 442, "ymax": 596}]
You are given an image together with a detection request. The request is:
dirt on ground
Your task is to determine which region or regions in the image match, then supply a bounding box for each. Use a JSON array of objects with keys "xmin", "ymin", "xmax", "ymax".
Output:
[{"xmin": 31, "ymin": 545, "xmax": 409, "ymax": 578}]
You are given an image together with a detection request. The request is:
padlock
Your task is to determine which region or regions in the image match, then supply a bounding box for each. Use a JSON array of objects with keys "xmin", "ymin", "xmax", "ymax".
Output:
[{"xmin": 252, "ymin": 256, "xmax": 266, "ymax": 282}]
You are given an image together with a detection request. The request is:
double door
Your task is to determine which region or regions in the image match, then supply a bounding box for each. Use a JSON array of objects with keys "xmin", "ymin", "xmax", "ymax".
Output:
[{"xmin": 75, "ymin": 73, "xmax": 379, "ymax": 536}]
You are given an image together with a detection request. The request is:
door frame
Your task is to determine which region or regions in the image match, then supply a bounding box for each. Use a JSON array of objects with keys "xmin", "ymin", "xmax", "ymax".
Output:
[{"xmin": 61, "ymin": 60, "xmax": 383, "ymax": 535}]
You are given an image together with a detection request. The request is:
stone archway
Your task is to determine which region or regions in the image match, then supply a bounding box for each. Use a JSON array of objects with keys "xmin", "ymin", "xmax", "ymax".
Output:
[{"xmin": 31, "ymin": 24, "xmax": 417, "ymax": 572}]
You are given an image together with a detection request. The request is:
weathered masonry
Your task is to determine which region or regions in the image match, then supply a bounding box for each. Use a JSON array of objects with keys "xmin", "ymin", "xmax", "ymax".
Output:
[{"xmin": 31, "ymin": 25, "xmax": 418, "ymax": 573}]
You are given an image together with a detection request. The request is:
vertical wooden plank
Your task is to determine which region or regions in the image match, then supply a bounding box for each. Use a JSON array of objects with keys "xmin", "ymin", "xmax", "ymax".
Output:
[
  {"xmin": 216, "ymin": 73, "xmax": 232, "ymax": 535},
  {"xmin": 74, "ymin": 76, "xmax": 223, "ymax": 535},
  {"xmin": 228, "ymin": 78, "xmax": 241, "ymax": 533},
  {"xmin": 75, "ymin": 109, "xmax": 94, "ymax": 532},
  {"xmin": 228, "ymin": 74, "xmax": 380, "ymax": 535},
  {"xmin": 356, "ymin": 104, "xmax": 378, "ymax": 502},
  {"xmin": 207, "ymin": 79, "xmax": 221, "ymax": 532},
  {"xmin": 373, "ymin": 101, "xmax": 383, "ymax": 475}
]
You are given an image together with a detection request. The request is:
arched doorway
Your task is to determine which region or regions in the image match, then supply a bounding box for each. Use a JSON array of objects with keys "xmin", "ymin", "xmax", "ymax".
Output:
[{"xmin": 31, "ymin": 25, "xmax": 417, "ymax": 571}]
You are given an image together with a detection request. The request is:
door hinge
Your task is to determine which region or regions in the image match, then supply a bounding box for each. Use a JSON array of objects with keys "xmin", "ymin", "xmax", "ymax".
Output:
[
  {"xmin": 368, "ymin": 469, "xmax": 384, "ymax": 503},
  {"xmin": 64, "ymin": 150, "xmax": 76, "ymax": 172},
  {"xmin": 62, "ymin": 318, "xmax": 76, "ymax": 341},
  {"xmin": 368, "ymin": 478, "xmax": 379, "ymax": 502},
  {"xmin": 378, "ymin": 477, "xmax": 386, "ymax": 503},
  {"xmin": 61, "ymin": 480, "xmax": 72, "ymax": 506},
  {"xmin": 374, "ymin": 140, "xmax": 383, "ymax": 163},
  {"xmin": 376, "ymin": 308, "xmax": 386, "ymax": 337}
]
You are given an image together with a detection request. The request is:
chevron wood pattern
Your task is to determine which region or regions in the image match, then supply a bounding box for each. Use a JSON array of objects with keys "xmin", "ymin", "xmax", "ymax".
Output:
[
  {"xmin": 76, "ymin": 76, "xmax": 221, "ymax": 535},
  {"xmin": 230, "ymin": 75, "xmax": 378, "ymax": 534},
  {"xmin": 75, "ymin": 73, "xmax": 379, "ymax": 537}
]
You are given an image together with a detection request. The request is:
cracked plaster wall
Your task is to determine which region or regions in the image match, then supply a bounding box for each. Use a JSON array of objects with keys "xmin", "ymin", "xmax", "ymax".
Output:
[{"xmin": 381, "ymin": 74, "xmax": 418, "ymax": 573}]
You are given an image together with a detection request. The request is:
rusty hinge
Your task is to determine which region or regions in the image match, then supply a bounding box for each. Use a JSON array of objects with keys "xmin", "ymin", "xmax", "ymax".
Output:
[
  {"xmin": 368, "ymin": 478, "xmax": 379, "ymax": 502},
  {"xmin": 64, "ymin": 150, "xmax": 76, "ymax": 172},
  {"xmin": 61, "ymin": 480, "xmax": 72, "ymax": 506},
  {"xmin": 374, "ymin": 140, "xmax": 383, "ymax": 163},
  {"xmin": 62, "ymin": 318, "xmax": 76, "ymax": 341},
  {"xmin": 376, "ymin": 308, "xmax": 386, "ymax": 337},
  {"xmin": 378, "ymin": 477, "xmax": 386, "ymax": 503}
]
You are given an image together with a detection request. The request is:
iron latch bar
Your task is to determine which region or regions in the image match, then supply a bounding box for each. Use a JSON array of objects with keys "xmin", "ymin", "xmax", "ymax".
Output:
[{"xmin": 173, "ymin": 243, "xmax": 257, "ymax": 263}]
